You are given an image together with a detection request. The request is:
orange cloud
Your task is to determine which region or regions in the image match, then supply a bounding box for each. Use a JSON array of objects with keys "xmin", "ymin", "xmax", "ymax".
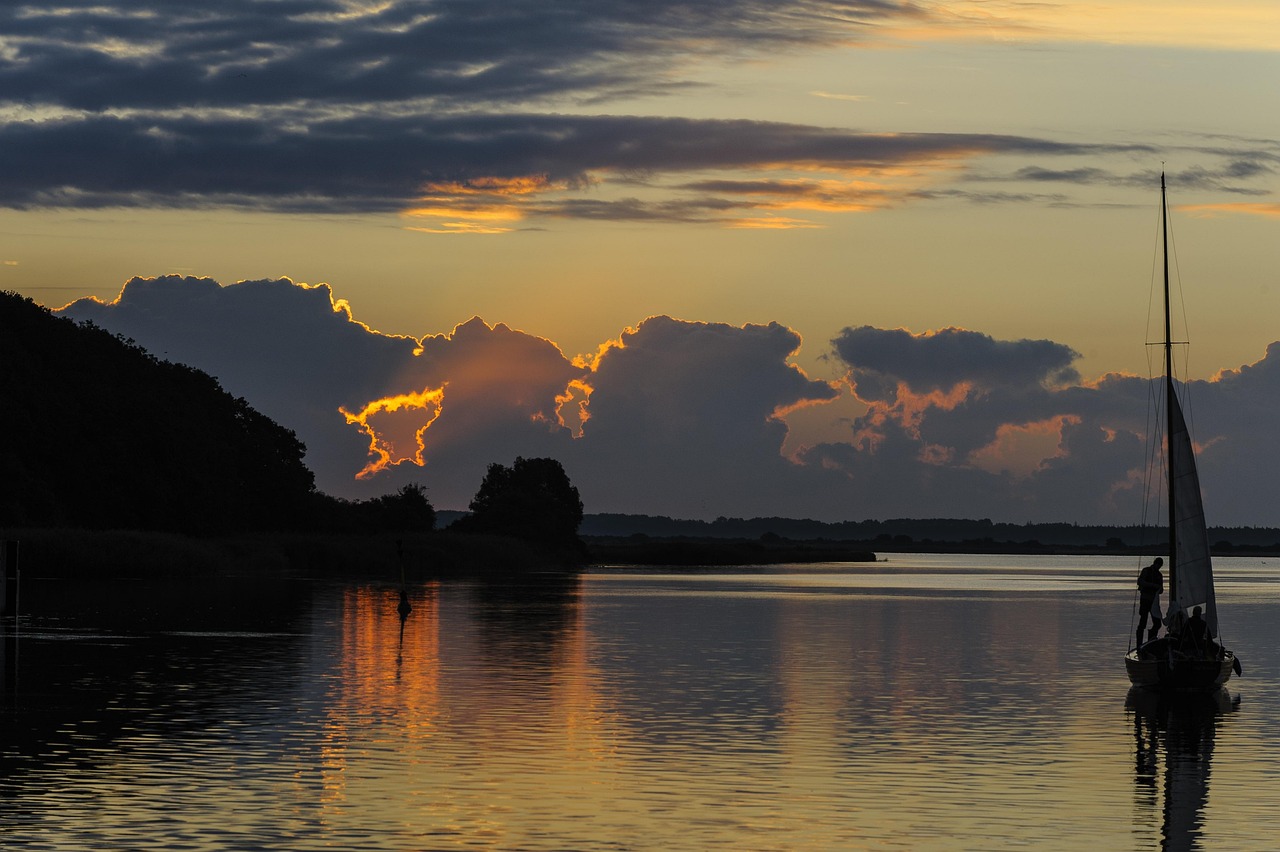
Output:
[
  {"xmin": 398, "ymin": 155, "xmax": 976, "ymax": 232},
  {"xmin": 402, "ymin": 175, "xmax": 565, "ymax": 233},
  {"xmin": 550, "ymin": 378, "xmax": 593, "ymax": 437},
  {"xmin": 1179, "ymin": 203, "xmax": 1280, "ymax": 219},
  {"xmin": 403, "ymin": 223, "xmax": 516, "ymax": 235},
  {"xmin": 871, "ymin": 381, "xmax": 974, "ymax": 429},
  {"xmin": 340, "ymin": 386, "xmax": 446, "ymax": 479},
  {"xmin": 850, "ymin": 381, "xmax": 975, "ymax": 450},
  {"xmin": 422, "ymin": 176, "xmax": 556, "ymax": 197},
  {"xmin": 967, "ymin": 415, "xmax": 1081, "ymax": 477},
  {"xmin": 724, "ymin": 216, "xmax": 822, "ymax": 229}
]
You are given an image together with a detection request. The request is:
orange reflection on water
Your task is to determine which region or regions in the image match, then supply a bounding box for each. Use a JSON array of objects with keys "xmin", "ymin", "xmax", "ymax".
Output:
[{"xmin": 318, "ymin": 582, "xmax": 441, "ymax": 814}]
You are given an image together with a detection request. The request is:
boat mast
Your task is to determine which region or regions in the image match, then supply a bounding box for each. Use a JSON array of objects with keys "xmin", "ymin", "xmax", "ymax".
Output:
[{"xmin": 1161, "ymin": 171, "xmax": 1176, "ymax": 600}]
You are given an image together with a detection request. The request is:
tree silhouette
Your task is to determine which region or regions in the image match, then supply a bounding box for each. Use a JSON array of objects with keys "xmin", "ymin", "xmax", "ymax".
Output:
[
  {"xmin": 0, "ymin": 290, "xmax": 435, "ymax": 535},
  {"xmin": 329, "ymin": 483, "xmax": 436, "ymax": 533},
  {"xmin": 457, "ymin": 457, "xmax": 583, "ymax": 548}
]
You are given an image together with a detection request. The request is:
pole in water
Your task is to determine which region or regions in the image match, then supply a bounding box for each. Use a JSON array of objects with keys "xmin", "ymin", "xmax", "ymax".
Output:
[
  {"xmin": 2, "ymin": 541, "xmax": 16, "ymax": 694},
  {"xmin": 1, "ymin": 540, "xmax": 17, "ymax": 618}
]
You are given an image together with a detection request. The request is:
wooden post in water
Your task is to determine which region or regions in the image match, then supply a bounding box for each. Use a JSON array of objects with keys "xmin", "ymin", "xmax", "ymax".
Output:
[
  {"xmin": 1, "ymin": 540, "xmax": 18, "ymax": 617},
  {"xmin": 2, "ymin": 540, "xmax": 15, "ymax": 694}
]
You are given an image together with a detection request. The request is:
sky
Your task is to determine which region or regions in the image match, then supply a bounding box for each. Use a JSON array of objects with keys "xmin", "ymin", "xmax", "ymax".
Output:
[{"xmin": 4, "ymin": 1, "xmax": 1280, "ymax": 526}]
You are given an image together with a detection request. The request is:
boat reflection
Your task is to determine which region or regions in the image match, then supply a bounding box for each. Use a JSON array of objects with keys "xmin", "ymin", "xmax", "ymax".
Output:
[{"xmin": 1127, "ymin": 686, "xmax": 1238, "ymax": 852}]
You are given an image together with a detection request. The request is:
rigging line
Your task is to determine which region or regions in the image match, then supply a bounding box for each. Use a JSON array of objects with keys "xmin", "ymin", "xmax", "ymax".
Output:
[
  {"xmin": 1145, "ymin": 191, "xmax": 1162, "ymax": 359},
  {"xmin": 1135, "ymin": 185, "xmax": 1164, "ymax": 545},
  {"xmin": 1138, "ymin": 187, "xmax": 1168, "ymax": 549},
  {"xmin": 1138, "ymin": 332, "xmax": 1173, "ymax": 581}
]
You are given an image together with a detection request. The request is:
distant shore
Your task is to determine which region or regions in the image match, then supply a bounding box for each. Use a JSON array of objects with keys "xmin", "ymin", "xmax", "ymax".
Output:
[
  {"xmin": 583, "ymin": 536, "xmax": 876, "ymax": 566},
  {"xmin": 5, "ymin": 527, "xmax": 1278, "ymax": 581},
  {"xmin": 583, "ymin": 534, "xmax": 1280, "ymax": 565}
]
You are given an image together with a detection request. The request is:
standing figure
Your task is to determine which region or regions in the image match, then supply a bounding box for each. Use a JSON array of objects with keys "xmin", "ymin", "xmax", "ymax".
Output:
[{"xmin": 1135, "ymin": 557, "xmax": 1164, "ymax": 646}]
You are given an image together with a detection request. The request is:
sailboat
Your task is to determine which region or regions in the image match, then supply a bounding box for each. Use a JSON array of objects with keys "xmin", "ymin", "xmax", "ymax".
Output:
[{"xmin": 1124, "ymin": 173, "xmax": 1240, "ymax": 691}]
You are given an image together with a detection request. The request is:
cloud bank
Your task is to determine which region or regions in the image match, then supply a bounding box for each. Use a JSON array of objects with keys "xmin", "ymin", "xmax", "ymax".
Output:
[
  {"xmin": 3, "ymin": 1, "xmax": 1275, "ymax": 226},
  {"xmin": 58, "ymin": 276, "xmax": 1280, "ymax": 525}
]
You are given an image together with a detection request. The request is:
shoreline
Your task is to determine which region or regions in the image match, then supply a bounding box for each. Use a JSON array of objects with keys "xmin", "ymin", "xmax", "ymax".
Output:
[{"xmin": 5, "ymin": 528, "xmax": 1278, "ymax": 581}]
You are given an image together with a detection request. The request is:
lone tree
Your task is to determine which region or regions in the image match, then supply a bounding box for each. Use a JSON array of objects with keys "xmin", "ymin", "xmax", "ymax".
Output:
[{"xmin": 458, "ymin": 457, "xmax": 584, "ymax": 548}]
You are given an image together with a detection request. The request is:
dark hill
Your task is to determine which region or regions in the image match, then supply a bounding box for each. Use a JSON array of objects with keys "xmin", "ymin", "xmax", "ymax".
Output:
[{"xmin": 1, "ymin": 291, "xmax": 320, "ymax": 532}]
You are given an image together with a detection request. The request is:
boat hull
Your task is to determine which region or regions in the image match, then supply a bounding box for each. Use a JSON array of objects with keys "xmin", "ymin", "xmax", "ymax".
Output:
[{"xmin": 1125, "ymin": 649, "xmax": 1234, "ymax": 691}]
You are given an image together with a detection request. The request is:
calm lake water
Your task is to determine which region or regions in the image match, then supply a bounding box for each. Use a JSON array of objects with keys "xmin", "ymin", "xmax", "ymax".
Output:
[{"xmin": 3, "ymin": 554, "xmax": 1279, "ymax": 850}]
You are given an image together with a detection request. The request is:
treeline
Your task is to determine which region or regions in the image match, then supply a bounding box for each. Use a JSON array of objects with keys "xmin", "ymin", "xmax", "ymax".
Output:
[
  {"xmin": 576, "ymin": 513, "xmax": 1280, "ymax": 552},
  {"xmin": 3, "ymin": 292, "xmax": 591, "ymax": 570},
  {"xmin": 1, "ymin": 291, "xmax": 435, "ymax": 535}
]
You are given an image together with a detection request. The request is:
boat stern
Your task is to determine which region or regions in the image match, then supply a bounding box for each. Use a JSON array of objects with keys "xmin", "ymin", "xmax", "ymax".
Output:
[{"xmin": 1125, "ymin": 647, "xmax": 1234, "ymax": 691}]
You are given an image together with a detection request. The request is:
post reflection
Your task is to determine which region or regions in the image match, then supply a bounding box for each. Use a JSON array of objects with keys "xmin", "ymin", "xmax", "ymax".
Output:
[
  {"xmin": 319, "ymin": 581, "xmax": 441, "ymax": 815},
  {"xmin": 1127, "ymin": 687, "xmax": 1239, "ymax": 852},
  {"xmin": 315, "ymin": 574, "xmax": 608, "ymax": 839}
]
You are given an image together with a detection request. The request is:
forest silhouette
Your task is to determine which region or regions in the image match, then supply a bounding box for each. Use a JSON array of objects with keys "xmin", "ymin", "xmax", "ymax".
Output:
[
  {"xmin": 1, "ymin": 291, "xmax": 601, "ymax": 577},
  {"xmin": 1, "ymin": 291, "xmax": 435, "ymax": 535}
]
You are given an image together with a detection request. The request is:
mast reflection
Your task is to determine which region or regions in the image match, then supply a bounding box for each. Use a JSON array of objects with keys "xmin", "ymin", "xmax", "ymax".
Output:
[{"xmin": 1127, "ymin": 686, "xmax": 1238, "ymax": 851}]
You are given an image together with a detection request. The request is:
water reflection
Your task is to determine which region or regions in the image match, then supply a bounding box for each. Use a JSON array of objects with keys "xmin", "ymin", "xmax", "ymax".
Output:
[
  {"xmin": 1127, "ymin": 687, "xmax": 1239, "ymax": 851},
  {"xmin": 468, "ymin": 573, "xmax": 582, "ymax": 661},
  {"xmin": 1, "ymin": 560, "xmax": 1277, "ymax": 849}
]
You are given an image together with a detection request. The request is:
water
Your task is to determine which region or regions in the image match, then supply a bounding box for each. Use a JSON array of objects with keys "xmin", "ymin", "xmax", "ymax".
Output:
[{"xmin": 3, "ymin": 554, "xmax": 1279, "ymax": 850}]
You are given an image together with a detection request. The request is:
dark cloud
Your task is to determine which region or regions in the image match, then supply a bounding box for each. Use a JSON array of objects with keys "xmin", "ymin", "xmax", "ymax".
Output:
[
  {"xmin": 9, "ymin": 2, "xmax": 1261, "ymax": 219},
  {"xmin": 2, "ymin": 1, "xmax": 913, "ymax": 112},
  {"xmin": 803, "ymin": 331, "xmax": 1280, "ymax": 526},
  {"xmin": 831, "ymin": 325, "xmax": 1080, "ymax": 402},
  {"xmin": 572, "ymin": 316, "xmax": 838, "ymax": 515},
  {"xmin": 54, "ymin": 277, "xmax": 1280, "ymax": 524},
  {"xmin": 0, "ymin": 109, "xmax": 1102, "ymax": 214},
  {"xmin": 980, "ymin": 155, "xmax": 1280, "ymax": 197},
  {"xmin": 1011, "ymin": 167, "xmax": 1114, "ymax": 184},
  {"xmin": 1179, "ymin": 344, "xmax": 1280, "ymax": 525},
  {"xmin": 61, "ymin": 276, "xmax": 420, "ymax": 498},
  {"xmin": 60, "ymin": 276, "xmax": 583, "ymax": 508}
]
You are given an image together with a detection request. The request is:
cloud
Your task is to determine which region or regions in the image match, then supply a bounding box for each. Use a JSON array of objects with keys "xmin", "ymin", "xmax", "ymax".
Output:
[
  {"xmin": 1181, "ymin": 202, "xmax": 1280, "ymax": 219},
  {"xmin": 59, "ymin": 276, "xmax": 585, "ymax": 508},
  {"xmin": 808, "ymin": 323, "xmax": 1138, "ymax": 519},
  {"xmin": 967, "ymin": 157, "xmax": 1280, "ymax": 197},
  {"xmin": 832, "ymin": 325, "xmax": 1080, "ymax": 403},
  {"xmin": 6, "ymin": 3, "xmax": 1273, "ymax": 223},
  {"xmin": 1, "ymin": 1, "xmax": 913, "ymax": 113},
  {"xmin": 569, "ymin": 316, "xmax": 838, "ymax": 516},
  {"xmin": 805, "ymin": 324, "xmax": 1280, "ymax": 525},
  {"xmin": 61, "ymin": 275, "xmax": 421, "ymax": 497},
  {"xmin": 54, "ymin": 276, "xmax": 1280, "ymax": 524},
  {"xmin": 1182, "ymin": 344, "xmax": 1280, "ymax": 525},
  {"xmin": 341, "ymin": 387, "xmax": 446, "ymax": 480},
  {"xmin": 883, "ymin": 1, "xmax": 1280, "ymax": 52},
  {"xmin": 0, "ymin": 110, "xmax": 1111, "ymax": 218}
]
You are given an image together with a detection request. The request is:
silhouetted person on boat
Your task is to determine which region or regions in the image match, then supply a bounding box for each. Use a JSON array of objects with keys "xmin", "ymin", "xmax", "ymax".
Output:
[
  {"xmin": 1136, "ymin": 557, "xmax": 1164, "ymax": 646},
  {"xmin": 1177, "ymin": 605, "xmax": 1214, "ymax": 656},
  {"xmin": 1185, "ymin": 606, "xmax": 1208, "ymax": 641}
]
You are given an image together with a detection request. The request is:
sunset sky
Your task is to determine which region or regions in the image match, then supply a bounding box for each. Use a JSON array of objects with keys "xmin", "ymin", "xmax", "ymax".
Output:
[{"xmin": 5, "ymin": 1, "xmax": 1280, "ymax": 525}]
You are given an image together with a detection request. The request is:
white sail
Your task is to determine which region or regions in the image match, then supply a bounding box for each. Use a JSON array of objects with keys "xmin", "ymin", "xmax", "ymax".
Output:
[{"xmin": 1167, "ymin": 388, "xmax": 1218, "ymax": 636}]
